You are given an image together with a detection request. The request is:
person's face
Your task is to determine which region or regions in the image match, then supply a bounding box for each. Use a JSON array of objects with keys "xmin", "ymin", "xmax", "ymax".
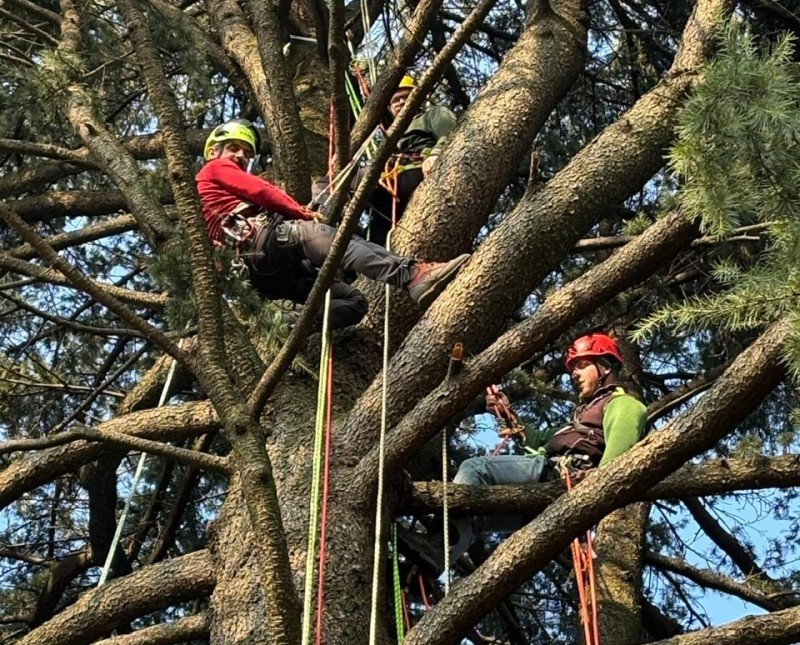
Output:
[
  {"xmin": 571, "ymin": 359, "xmax": 607, "ymax": 400},
  {"xmin": 389, "ymin": 88, "xmax": 412, "ymax": 118},
  {"xmin": 209, "ymin": 140, "xmax": 254, "ymax": 170}
]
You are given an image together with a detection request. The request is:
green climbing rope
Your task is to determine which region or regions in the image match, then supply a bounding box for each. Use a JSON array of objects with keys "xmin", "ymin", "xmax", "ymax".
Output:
[{"xmin": 392, "ymin": 523, "xmax": 405, "ymax": 641}]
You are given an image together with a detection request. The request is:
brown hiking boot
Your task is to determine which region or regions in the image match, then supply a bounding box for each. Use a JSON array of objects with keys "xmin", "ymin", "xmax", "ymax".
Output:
[{"xmin": 407, "ymin": 253, "xmax": 470, "ymax": 308}]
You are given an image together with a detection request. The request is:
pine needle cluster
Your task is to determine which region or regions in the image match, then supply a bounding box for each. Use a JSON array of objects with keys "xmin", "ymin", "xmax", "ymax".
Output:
[{"xmin": 635, "ymin": 22, "xmax": 800, "ymax": 383}]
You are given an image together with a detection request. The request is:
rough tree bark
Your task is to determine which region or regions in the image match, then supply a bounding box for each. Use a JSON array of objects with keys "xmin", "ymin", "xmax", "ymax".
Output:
[{"xmin": 3, "ymin": 0, "xmax": 795, "ymax": 642}]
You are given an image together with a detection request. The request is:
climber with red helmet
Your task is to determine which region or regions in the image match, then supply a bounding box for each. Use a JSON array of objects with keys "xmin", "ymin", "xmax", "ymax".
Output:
[
  {"xmin": 196, "ymin": 118, "xmax": 469, "ymax": 330},
  {"xmin": 312, "ymin": 74, "xmax": 458, "ymax": 246},
  {"xmin": 399, "ymin": 332, "xmax": 647, "ymax": 578}
]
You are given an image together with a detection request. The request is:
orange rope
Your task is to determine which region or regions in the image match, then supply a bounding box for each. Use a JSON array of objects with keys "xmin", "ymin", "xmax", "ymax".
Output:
[
  {"xmin": 401, "ymin": 589, "xmax": 413, "ymax": 631},
  {"xmin": 352, "ymin": 65, "xmax": 371, "ymax": 99},
  {"xmin": 564, "ymin": 468, "xmax": 601, "ymax": 645},
  {"xmin": 418, "ymin": 573, "xmax": 431, "ymax": 610}
]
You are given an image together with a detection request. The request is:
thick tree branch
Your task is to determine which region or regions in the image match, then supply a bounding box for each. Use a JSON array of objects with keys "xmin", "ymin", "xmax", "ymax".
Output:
[
  {"xmin": 7, "ymin": 214, "xmax": 139, "ymax": 260},
  {"xmin": 6, "ymin": 0, "xmax": 61, "ymax": 24},
  {"xmin": 30, "ymin": 549, "xmax": 94, "ymax": 627},
  {"xmin": 7, "ymin": 189, "xmax": 169, "ymax": 224},
  {"xmin": 117, "ymin": 0, "xmax": 233, "ymax": 399},
  {"xmin": 405, "ymin": 454, "xmax": 800, "ymax": 515},
  {"xmin": 248, "ymin": 0, "xmax": 311, "ymax": 197},
  {"xmin": 648, "ymin": 604, "xmax": 800, "ymax": 645},
  {"xmin": 645, "ymin": 551, "xmax": 783, "ymax": 612},
  {"xmin": 58, "ymin": 0, "xmax": 175, "ymax": 248},
  {"xmin": 0, "ymin": 253, "xmax": 164, "ymax": 308},
  {"xmin": 93, "ymin": 613, "xmax": 209, "ymax": 644},
  {"xmin": 17, "ymin": 551, "xmax": 215, "ymax": 645},
  {"xmin": 0, "ymin": 138, "xmax": 89, "ymax": 162},
  {"xmin": 0, "ymin": 401, "xmax": 219, "ymax": 512},
  {"xmin": 0, "ymin": 425, "xmax": 229, "ymax": 474},
  {"xmin": 327, "ymin": 0, "xmax": 350, "ymax": 178},
  {"xmin": 0, "ymin": 162, "xmax": 86, "ymax": 199}
]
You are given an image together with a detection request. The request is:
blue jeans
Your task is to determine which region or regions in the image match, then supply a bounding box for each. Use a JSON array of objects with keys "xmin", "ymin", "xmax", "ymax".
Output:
[{"xmin": 451, "ymin": 455, "xmax": 547, "ymax": 561}]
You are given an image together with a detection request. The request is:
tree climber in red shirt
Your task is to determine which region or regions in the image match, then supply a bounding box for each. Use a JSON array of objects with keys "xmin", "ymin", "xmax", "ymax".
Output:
[{"xmin": 195, "ymin": 119, "xmax": 469, "ymax": 330}]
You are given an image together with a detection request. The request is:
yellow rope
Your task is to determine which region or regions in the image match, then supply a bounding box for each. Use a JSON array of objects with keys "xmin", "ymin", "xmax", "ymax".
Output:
[{"xmin": 301, "ymin": 291, "xmax": 333, "ymax": 645}]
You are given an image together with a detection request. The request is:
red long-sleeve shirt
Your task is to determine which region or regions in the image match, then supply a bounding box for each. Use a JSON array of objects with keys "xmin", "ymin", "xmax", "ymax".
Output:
[{"xmin": 196, "ymin": 158, "xmax": 311, "ymax": 242}]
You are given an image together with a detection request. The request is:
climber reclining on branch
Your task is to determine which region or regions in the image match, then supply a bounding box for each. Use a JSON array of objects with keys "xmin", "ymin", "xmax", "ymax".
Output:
[{"xmin": 195, "ymin": 119, "xmax": 469, "ymax": 330}]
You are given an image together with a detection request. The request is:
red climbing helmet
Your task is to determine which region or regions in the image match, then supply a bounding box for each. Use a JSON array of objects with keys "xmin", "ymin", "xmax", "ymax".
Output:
[{"xmin": 565, "ymin": 333, "xmax": 623, "ymax": 370}]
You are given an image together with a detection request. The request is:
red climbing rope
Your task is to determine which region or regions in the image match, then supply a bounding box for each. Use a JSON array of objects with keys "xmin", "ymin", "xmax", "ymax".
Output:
[{"xmin": 563, "ymin": 468, "xmax": 601, "ymax": 645}]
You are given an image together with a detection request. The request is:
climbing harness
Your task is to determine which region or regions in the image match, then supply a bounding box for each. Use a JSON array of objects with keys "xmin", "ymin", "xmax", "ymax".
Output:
[
  {"xmin": 98, "ymin": 341, "xmax": 182, "ymax": 587},
  {"xmin": 559, "ymin": 458, "xmax": 601, "ymax": 645},
  {"xmin": 301, "ymin": 292, "xmax": 335, "ymax": 645}
]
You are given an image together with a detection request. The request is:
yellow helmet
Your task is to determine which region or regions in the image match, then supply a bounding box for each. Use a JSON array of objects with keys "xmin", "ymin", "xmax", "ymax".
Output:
[
  {"xmin": 397, "ymin": 75, "xmax": 415, "ymax": 91},
  {"xmin": 203, "ymin": 119, "xmax": 260, "ymax": 160}
]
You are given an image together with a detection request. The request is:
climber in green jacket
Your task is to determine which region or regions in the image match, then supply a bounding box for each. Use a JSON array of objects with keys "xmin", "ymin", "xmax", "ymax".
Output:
[
  {"xmin": 312, "ymin": 74, "xmax": 458, "ymax": 246},
  {"xmin": 400, "ymin": 332, "xmax": 647, "ymax": 577}
]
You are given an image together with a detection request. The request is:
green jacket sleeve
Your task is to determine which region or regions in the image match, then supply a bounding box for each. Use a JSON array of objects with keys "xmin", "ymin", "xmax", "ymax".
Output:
[
  {"xmin": 599, "ymin": 394, "xmax": 647, "ymax": 468},
  {"xmin": 424, "ymin": 105, "xmax": 457, "ymax": 155}
]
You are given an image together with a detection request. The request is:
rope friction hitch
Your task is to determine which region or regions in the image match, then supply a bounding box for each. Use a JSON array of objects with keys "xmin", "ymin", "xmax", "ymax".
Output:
[{"xmin": 485, "ymin": 384, "xmax": 526, "ymax": 445}]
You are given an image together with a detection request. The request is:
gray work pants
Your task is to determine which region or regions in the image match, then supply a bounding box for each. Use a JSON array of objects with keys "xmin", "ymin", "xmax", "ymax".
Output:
[
  {"xmin": 450, "ymin": 455, "xmax": 549, "ymax": 562},
  {"xmin": 246, "ymin": 219, "xmax": 412, "ymax": 329},
  {"xmin": 278, "ymin": 220, "xmax": 414, "ymax": 286}
]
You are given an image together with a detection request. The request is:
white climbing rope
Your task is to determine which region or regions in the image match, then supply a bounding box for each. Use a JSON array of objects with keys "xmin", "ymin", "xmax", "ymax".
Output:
[
  {"xmin": 442, "ymin": 429, "xmax": 450, "ymax": 594},
  {"xmin": 368, "ymin": 228, "xmax": 393, "ymax": 644},
  {"xmin": 97, "ymin": 344, "xmax": 181, "ymax": 586}
]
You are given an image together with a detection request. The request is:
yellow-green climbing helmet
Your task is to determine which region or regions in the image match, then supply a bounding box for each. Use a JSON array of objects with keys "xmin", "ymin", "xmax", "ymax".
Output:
[{"xmin": 203, "ymin": 119, "xmax": 261, "ymax": 160}]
